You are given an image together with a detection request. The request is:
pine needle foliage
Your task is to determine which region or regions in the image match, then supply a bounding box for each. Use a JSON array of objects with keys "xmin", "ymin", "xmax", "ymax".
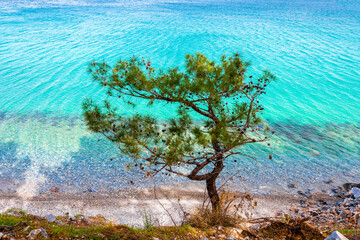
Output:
[{"xmin": 83, "ymin": 53, "xmax": 275, "ymax": 209}]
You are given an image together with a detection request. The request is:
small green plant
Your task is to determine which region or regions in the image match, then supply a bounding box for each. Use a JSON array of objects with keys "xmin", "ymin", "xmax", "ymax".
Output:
[
  {"xmin": 142, "ymin": 210, "xmax": 155, "ymax": 229},
  {"xmin": 4, "ymin": 208, "xmax": 26, "ymax": 216},
  {"xmin": 339, "ymin": 229, "xmax": 360, "ymax": 234}
]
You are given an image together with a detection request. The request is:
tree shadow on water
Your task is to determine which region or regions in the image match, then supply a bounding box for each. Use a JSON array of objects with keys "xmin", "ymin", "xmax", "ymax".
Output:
[
  {"xmin": 0, "ymin": 141, "xmax": 31, "ymax": 181},
  {"xmin": 46, "ymin": 135, "xmax": 144, "ymax": 192}
]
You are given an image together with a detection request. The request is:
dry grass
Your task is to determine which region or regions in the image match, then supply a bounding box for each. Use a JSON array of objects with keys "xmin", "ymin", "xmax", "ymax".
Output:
[{"xmin": 185, "ymin": 189, "xmax": 257, "ymax": 228}]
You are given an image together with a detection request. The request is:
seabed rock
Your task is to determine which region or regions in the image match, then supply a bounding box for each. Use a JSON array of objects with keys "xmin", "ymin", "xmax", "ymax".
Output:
[
  {"xmin": 324, "ymin": 231, "xmax": 348, "ymax": 240},
  {"xmin": 309, "ymin": 150, "xmax": 320, "ymax": 156}
]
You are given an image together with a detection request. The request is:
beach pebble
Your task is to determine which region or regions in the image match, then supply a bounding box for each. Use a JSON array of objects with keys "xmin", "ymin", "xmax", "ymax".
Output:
[
  {"xmin": 309, "ymin": 150, "xmax": 320, "ymax": 156},
  {"xmin": 21, "ymin": 226, "xmax": 30, "ymax": 232},
  {"xmin": 324, "ymin": 231, "xmax": 348, "ymax": 240},
  {"xmin": 55, "ymin": 220, "xmax": 64, "ymax": 225},
  {"xmin": 354, "ymin": 213, "xmax": 360, "ymax": 224},
  {"xmin": 324, "ymin": 179, "xmax": 334, "ymax": 184},
  {"xmin": 228, "ymin": 228, "xmax": 242, "ymax": 238},
  {"xmin": 347, "ymin": 201, "xmax": 357, "ymax": 207},
  {"xmin": 331, "ymin": 186, "xmax": 342, "ymax": 194},
  {"xmin": 50, "ymin": 187, "xmax": 60, "ymax": 192},
  {"xmin": 46, "ymin": 214, "xmax": 56, "ymax": 223},
  {"xmin": 6, "ymin": 209, "xmax": 23, "ymax": 217},
  {"xmin": 305, "ymin": 188, "xmax": 312, "ymax": 194},
  {"xmin": 334, "ymin": 200, "xmax": 343, "ymax": 207},
  {"xmin": 343, "ymin": 183, "xmax": 360, "ymax": 191},
  {"xmin": 288, "ymin": 183, "xmax": 296, "ymax": 188},
  {"xmin": 27, "ymin": 228, "xmax": 48, "ymax": 239},
  {"xmin": 297, "ymin": 191, "xmax": 308, "ymax": 198},
  {"xmin": 320, "ymin": 206, "xmax": 329, "ymax": 211}
]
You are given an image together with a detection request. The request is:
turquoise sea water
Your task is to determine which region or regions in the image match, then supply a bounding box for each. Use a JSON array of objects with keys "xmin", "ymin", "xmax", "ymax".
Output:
[{"xmin": 0, "ymin": 0, "xmax": 359, "ymax": 195}]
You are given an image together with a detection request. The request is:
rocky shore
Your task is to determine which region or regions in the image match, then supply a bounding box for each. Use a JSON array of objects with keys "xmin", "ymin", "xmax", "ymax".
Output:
[{"xmin": 289, "ymin": 182, "xmax": 360, "ymax": 234}]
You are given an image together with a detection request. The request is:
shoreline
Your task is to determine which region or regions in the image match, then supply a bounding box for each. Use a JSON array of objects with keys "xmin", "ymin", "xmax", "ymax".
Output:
[{"xmin": 0, "ymin": 184, "xmax": 338, "ymax": 226}]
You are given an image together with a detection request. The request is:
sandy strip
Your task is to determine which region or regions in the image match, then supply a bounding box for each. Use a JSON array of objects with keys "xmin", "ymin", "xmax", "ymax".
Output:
[{"xmin": 0, "ymin": 184, "xmax": 336, "ymax": 227}]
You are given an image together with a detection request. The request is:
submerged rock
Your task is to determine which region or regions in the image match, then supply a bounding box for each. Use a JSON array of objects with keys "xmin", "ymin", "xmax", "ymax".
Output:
[
  {"xmin": 324, "ymin": 231, "xmax": 348, "ymax": 240},
  {"xmin": 309, "ymin": 150, "xmax": 320, "ymax": 156}
]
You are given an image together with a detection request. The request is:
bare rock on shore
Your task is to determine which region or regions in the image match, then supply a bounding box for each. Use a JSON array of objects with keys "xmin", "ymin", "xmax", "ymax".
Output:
[
  {"xmin": 354, "ymin": 212, "xmax": 360, "ymax": 225},
  {"xmin": 348, "ymin": 187, "xmax": 360, "ymax": 199},
  {"xmin": 27, "ymin": 228, "xmax": 48, "ymax": 239},
  {"xmin": 343, "ymin": 183, "xmax": 360, "ymax": 191},
  {"xmin": 5, "ymin": 209, "xmax": 23, "ymax": 217},
  {"xmin": 324, "ymin": 231, "xmax": 348, "ymax": 240},
  {"xmin": 46, "ymin": 213, "xmax": 56, "ymax": 223}
]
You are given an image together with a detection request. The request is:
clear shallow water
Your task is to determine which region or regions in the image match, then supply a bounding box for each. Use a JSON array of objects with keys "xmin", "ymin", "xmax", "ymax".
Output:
[{"xmin": 0, "ymin": 0, "xmax": 359, "ymax": 195}]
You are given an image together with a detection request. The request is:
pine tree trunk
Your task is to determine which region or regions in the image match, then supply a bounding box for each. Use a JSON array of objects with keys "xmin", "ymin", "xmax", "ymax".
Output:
[
  {"xmin": 206, "ymin": 160, "xmax": 224, "ymax": 210},
  {"xmin": 206, "ymin": 176, "xmax": 220, "ymax": 210}
]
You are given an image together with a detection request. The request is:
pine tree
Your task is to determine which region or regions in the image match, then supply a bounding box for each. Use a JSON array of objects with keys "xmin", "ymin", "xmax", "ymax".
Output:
[{"xmin": 83, "ymin": 53, "xmax": 275, "ymax": 209}]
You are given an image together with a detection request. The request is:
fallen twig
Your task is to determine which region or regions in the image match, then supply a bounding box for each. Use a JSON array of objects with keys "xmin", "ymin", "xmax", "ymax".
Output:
[{"xmin": 0, "ymin": 221, "xmax": 27, "ymax": 231}]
